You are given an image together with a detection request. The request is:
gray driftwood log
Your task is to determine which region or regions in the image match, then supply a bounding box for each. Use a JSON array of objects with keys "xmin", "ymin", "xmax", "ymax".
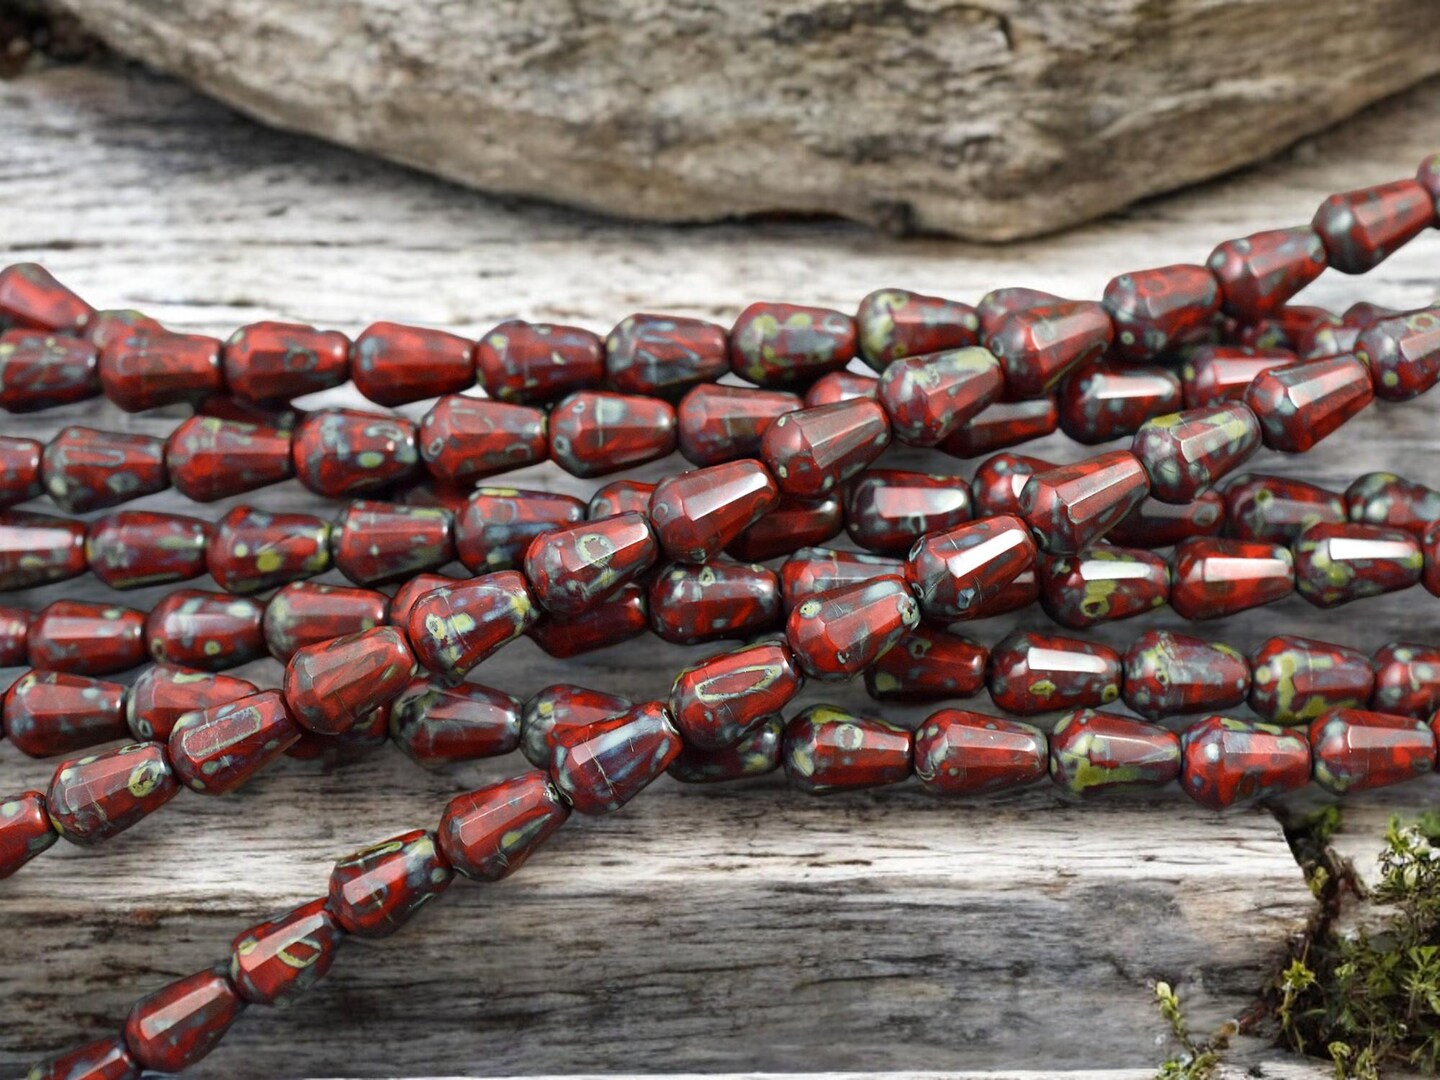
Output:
[
  {"xmin": 1, "ymin": 60, "xmax": 1439, "ymax": 1078},
  {"xmin": 49, "ymin": 0, "xmax": 1440, "ymax": 240}
]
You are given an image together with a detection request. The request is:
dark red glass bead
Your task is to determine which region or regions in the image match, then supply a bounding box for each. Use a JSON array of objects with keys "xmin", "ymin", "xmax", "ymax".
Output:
[
  {"xmin": 529, "ymin": 582, "xmax": 650, "ymax": 657},
  {"xmin": 1239, "ymin": 305, "xmax": 1342, "ymax": 355},
  {"xmin": 550, "ymin": 700, "xmax": 682, "ymax": 814},
  {"xmin": 782, "ymin": 705, "xmax": 912, "ymax": 794},
  {"xmin": 1108, "ymin": 490, "xmax": 1225, "ymax": 549},
  {"xmin": 1344, "ymin": 471, "xmax": 1440, "ymax": 538},
  {"xmin": 42, "ymin": 426, "xmax": 167, "ymax": 513},
  {"xmin": 0, "ymin": 263, "xmax": 93, "ymax": 333},
  {"xmin": 263, "ymin": 581, "xmax": 387, "ymax": 663},
  {"xmin": 231, "ymin": 897, "xmax": 344, "ymax": 1007},
  {"xmin": 1345, "ymin": 302, "xmax": 1404, "ymax": 329},
  {"xmin": 1245, "ymin": 354, "xmax": 1373, "ymax": 453},
  {"xmin": 730, "ymin": 302, "xmax": 856, "ymax": 387},
  {"xmin": 0, "ymin": 435, "xmax": 41, "ymax": 507},
  {"xmin": 223, "ymin": 321, "xmax": 349, "ymax": 402},
  {"xmin": 352, "ymin": 321, "xmax": 475, "ymax": 406},
  {"xmin": 520, "ymin": 684, "xmax": 631, "ymax": 769},
  {"xmin": 1224, "ymin": 474, "xmax": 1346, "ymax": 544},
  {"xmin": 169, "ymin": 690, "xmax": 301, "ymax": 794},
  {"xmin": 1180, "ymin": 716, "xmax": 1310, "ymax": 809},
  {"xmin": 913, "ymin": 709, "xmax": 1046, "ymax": 797},
  {"xmin": 1207, "ymin": 226, "xmax": 1327, "ymax": 318},
  {"xmin": 1122, "ymin": 630, "xmax": 1249, "ymax": 722},
  {"xmin": 843, "ymin": 469, "xmax": 971, "ymax": 554},
  {"xmin": 456, "ymin": 486, "xmax": 585, "ymax": 575},
  {"xmin": 387, "ymin": 572, "xmax": 457, "ymax": 632},
  {"xmin": 47, "ymin": 742, "xmax": 179, "ymax": 845},
  {"xmin": 126, "ymin": 665, "xmax": 257, "ymax": 743},
  {"xmin": 474, "ymin": 320, "xmax": 605, "ymax": 405},
  {"xmin": 986, "ymin": 300, "xmax": 1113, "ymax": 398},
  {"xmin": 1132, "ymin": 403, "xmax": 1260, "ymax": 503},
  {"xmin": 1311, "ymin": 179, "xmax": 1434, "ymax": 274},
  {"xmin": 144, "ymin": 590, "xmax": 265, "ymax": 670},
  {"xmin": 284, "ymin": 627, "xmax": 414, "ymax": 735},
  {"xmin": 99, "ymin": 329, "xmax": 223, "ymax": 412},
  {"xmin": 726, "ymin": 494, "xmax": 843, "ymax": 562},
  {"xmin": 786, "ymin": 576, "xmax": 919, "ymax": 680},
  {"xmin": 0, "ymin": 790, "xmax": 57, "ymax": 880},
  {"xmin": 29, "ymin": 601, "xmax": 146, "ymax": 676},
  {"xmin": 123, "ymin": 968, "xmax": 246, "ymax": 1074},
  {"xmin": 524, "ymin": 511, "xmax": 657, "ymax": 618},
  {"xmin": 1169, "ymin": 536, "xmax": 1294, "ymax": 619},
  {"xmin": 548, "ymin": 390, "xmax": 677, "ymax": 477},
  {"xmin": 285, "ymin": 705, "xmax": 391, "ymax": 767},
  {"xmin": 1049, "ymin": 709, "xmax": 1180, "ymax": 796},
  {"xmin": 1355, "ymin": 308, "xmax": 1440, "ymax": 401},
  {"xmin": 760, "ymin": 398, "xmax": 890, "ymax": 499},
  {"xmin": 856, "ymin": 287, "xmax": 979, "ymax": 371},
  {"xmin": 1250, "ymin": 635, "xmax": 1373, "ymax": 725},
  {"xmin": 588, "ymin": 479, "xmax": 656, "ymax": 519},
  {"xmin": 669, "ymin": 716, "xmax": 784, "ymax": 784},
  {"xmin": 388, "ymin": 678, "xmax": 520, "ymax": 766},
  {"xmin": 669, "ymin": 639, "xmax": 802, "ymax": 750},
  {"xmin": 605, "ymin": 313, "xmax": 728, "ymax": 399},
  {"xmin": 864, "ymin": 627, "xmax": 986, "ymax": 703},
  {"xmin": 1311, "ymin": 709, "xmax": 1436, "ymax": 794},
  {"xmin": 970, "ymin": 453, "xmax": 1050, "ymax": 519},
  {"xmin": 2, "ymin": 671, "xmax": 127, "ymax": 758},
  {"xmin": 1019, "ymin": 450, "xmax": 1149, "ymax": 554},
  {"xmin": 1181, "ymin": 346, "xmax": 1298, "ymax": 409},
  {"xmin": 292, "ymin": 409, "xmax": 420, "ymax": 498},
  {"xmin": 976, "ymin": 287, "xmax": 1061, "ymax": 339},
  {"xmin": 1058, "ymin": 361, "xmax": 1181, "ymax": 444},
  {"xmin": 781, "ymin": 546, "xmax": 903, "ymax": 610},
  {"xmin": 194, "ymin": 393, "xmax": 303, "ymax": 429},
  {"xmin": 987, "ymin": 631, "xmax": 1122, "ymax": 716},
  {"xmin": 85, "ymin": 511, "xmax": 209, "ymax": 590},
  {"xmin": 804, "ymin": 370, "xmax": 879, "ymax": 407},
  {"xmin": 649, "ymin": 460, "xmax": 779, "ymax": 564},
  {"xmin": 406, "ymin": 571, "xmax": 539, "ymax": 679},
  {"xmin": 1037, "ymin": 546, "xmax": 1169, "ymax": 629},
  {"xmin": 164, "ymin": 415, "xmax": 294, "ymax": 502},
  {"xmin": 649, "ymin": 561, "xmax": 781, "ymax": 645},
  {"xmin": 967, "ymin": 568, "xmax": 1040, "ymax": 622},
  {"xmin": 328, "ymin": 829, "xmax": 454, "ymax": 937},
  {"xmin": 1305, "ymin": 321, "xmax": 1361, "ymax": 359},
  {"xmin": 0, "ymin": 330, "xmax": 99, "ymax": 412},
  {"xmin": 877, "ymin": 347, "xmax": 1003, "ymax": 445},
  {"xmin": 0, "ymin": 605, "xmax": 30, "ymax": 665},
  {"xmin": 906, "ymin": 515, "xmax": 1037, "ymax": 621},
  {"xmin": 1373, "ymin": 643, "xmax": 1440, "ymax": 719},
  {"xmin": 938, "ymin": 397, "xmax": 1059, "ymax": 458},
  {"xmin": 330, "ymin": 501, "xmax": 454, "ymax": 587},
  {"xmin": 438, "ymin": 771, "xmax": 570, "ymax": 881},
  {"xmin": 1293, "ymin": 522, "xmax": 1422, "ymax": 609},
  {"xmin": 1103, "ymin": 264, "xmax": 1220, "ymax": 363},
  {"xmin": 417, "ymin": 396, "xmax": 547, "ymax": 485},
  {"xmin": 32, "ymin": 1038, "xmax": 143, "ymax": 1080},
  {"xmin": 677, "ymin": 384, "xmax": 800, "ymax": 466},
  {"xmin": 207, "ymin": 506, "xmax": 331, "ymax": 594}
]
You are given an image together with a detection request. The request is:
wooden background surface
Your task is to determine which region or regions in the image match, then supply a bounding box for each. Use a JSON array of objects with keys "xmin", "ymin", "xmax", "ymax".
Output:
[{"xmin": 0, "ymin": 58, "xmax": 1438, "ymax": 1078}]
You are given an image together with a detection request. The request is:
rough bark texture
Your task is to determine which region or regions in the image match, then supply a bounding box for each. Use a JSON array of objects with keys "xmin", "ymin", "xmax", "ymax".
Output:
[{"xmin": 49, "ymin": 0, "xmax": 1440, "ymax": 240}]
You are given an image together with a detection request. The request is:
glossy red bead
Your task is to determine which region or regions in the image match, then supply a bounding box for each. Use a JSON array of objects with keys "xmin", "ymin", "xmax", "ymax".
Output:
[
  {"xmin": 230, "ymin": 897, "xmax": 345, "ymax": 1007},
  {"xmin": 1293, "ymin": 522, "xmax": 1422, "ymax": 609},
  {"xmin": 1372, "ymin": 643, "xmax": 1440, "ymax": 719},
  {"xmin": 456, "ymin": 486, "xmax": 585, "ymax": 575},
  {"xmin": 0, "ymin": 263, "xmax": 93, "ymax": 333},
  {"xmin": 47, "ymin": 742, "xmax": 179, "ymax": 845},
  {"xmin": 85, "ymin": 511, "xmax": 209, "ymax": 590},
  {"xmin": 261, "ymin": 581, "xmax": 386, "ymax": 662},
  {"xmin": 605, "ymin": 313, "xmax": 728, "ymax": 399},
  {"xmin": 292, "ymin": 409, "xmax": 420, "ymax": 497},
  {"xmin": 529, "ymin": 582, "xmax": 650, "ymax": 658},
  {"xmin": 786, "ymin": 576, "xmax": 919, "ymax": 680},
  {"xmin": 669, "ymin": 639, "xmax": 802, "ymax": 750},
  {"xmin": 328, "ymin": 829, "xmax": 454, "ymax": 937},
  {"xmin": 781, "ymin": 546, "xmax": 903, "ymax": 610},
  {"xmin": 1058, "ymin": 360, "xmax": 1181, "ymax": 444},
  {"xmin": 782, "ymin": 705, "xmax": 912, "ymax": 794},
  {"xmin": 123, "ymin": 969, "xmax": 246, "ymax": 1073},
  {"xmin": 0, "ymin": 329, "xmax": 99, "ymax": 412},
  {"xmin": 587, "ymin": 479, "xmax": 656, "ymax": 519},
  {"xmin": 1180, "ymin": 717, "xmax": 1311, "ymax": 809},
  {"xmin": 406, "ymin": 571, "xmax": 539, "ymax": 679},
  {"xmin": 1122, "ymin": 630, "xmax": 1249, "ymax": 721},
  {"xmin": 520, "ymin": 684, "xmax": 632, "ymax": 769},
  {"xmin": 164, "ymin": 415, "xmax": 295, "ymax": 502},
  {"xmin": 207, "ymin": 506, "xmax": 331, "ymax": 594},
  {"xmin": 169, "ymin": 690, "xmax": 301, "ymax": 794},
  {"xmin": 913, "ymin": 709, "xmax": 1047, "ymax": 796},
  {"xmin": 669, "ymin": 716, "xmax": 785, "ymax": 784},
  {"xmin": 730, "ymin": 302, "xmax": 856, "ymax": 387},
  {"xmin": 804, "ymin": 370, "xmax": 879, "ymax": 406},
  {"xmin": 1180, "ymin": 346, "xmax": 1298, "ymax": 408},
  {"xmin": 389, "ymin": 678, "xmax": 521, "ymax": 766},
  {"xmin": 1103, "ymin": 264, "xmax": 1220, "ymax": 363},
  {"xmin": 986, "ymin": 300, "xmax": 1113, "ymax": 398},
  {"xmin": 437, "ymin": 771, "xmax": 570, "ymax": 881},
  {"xmin": 524, "ymin": 511, "xmax": 658, "ymax": 617},
  {"xmin": 726, "ymin": 494, "xmax": 843, "ymax": 562},
  {"xmin": 648, "ymin": 561, "xmax": 781, "ymax": 645},
  {"xmin": 975, "ymin": 287, "xmax": 1061, "ymax": 338},
  {"xmin": 548, "ymin": 390, "xmax": 677, "ymax": 477},
  {"xmin": 906, "ymin": 515, "xmax": 1037, "ymax": 621},
  {"xmin": 0, "ymin": 790, "xmax": 57, "ymax": 880},
  {"xmin": 1049, "ymin": 709, "xmax": 1180, "ymax": 796},
  {"xmin": 1311, "ymin": 179, "xmax": 1434, "ymax": 274},
  {"xmin": 0, "ymin": 605, "xmax": 30, "ymax": 665},
  {"xmin": 938, "ymin": 397, "xmax": 1059, "ymax": 458},
  {"xmin": 1354, "ymin": 308, "xmax": 1440, "ymax": 401},
  {"xmin": 1224, "ymin": 474, "xmax": 1346, "ymax": 544},
  {"xmin": 3, "ymin": 671, "xmax": 128, "ymax": 758},
  {"xmin": 352, "ymin": 321, "xmax": 475, "ymax": 406},
  {"xmin": 856, "ymin": 288, "xmax": 979, "ymax": 371},
  {"xmin": 1239, "ymin": 305, "xmax": 1342, "ymax": 355},
  {"xmin": 676, "ymin": 384, "xmax": 801, "ymax": 466},
  {"xmin": 223, "ymin": 321, "xmax": 349, "ymax": 402},
  {"xmin": 42, "ymin": 426, "xmax": 167, "ymax": 513},
  {"xmin": 99, "ymin": 329, "xmax": 223, "ymax": 412},
  {"xmin": 864, "ymin": 628, "xmax": 986, "ymax": 703},
  {"xmin": 1170, "ymin": 535, "xmax": 1294, "ymax": 618},
  {"xmin": 1311, "ymin": 709, "xmax": 1436, "ymax": 794},
  {"xmin": 844, "ymin": 469, "xmax": 971, "ymax": 554},
  {"xmin": 760, "ymin": 398, "xmax": 890, "ymax": 499},
  {"xmin": 1207, "ymin": 226, "xmax": 1327, "ymax": 318},
  {"xmin": 1245, "ymin": 353, "xmax": 1373, "ymax": 453},
  {"xmin": 0, "ymin": 435, "xmax": 41, "ymax": 507},
  {"xmin": 29, "ymin": 601, "xmax": 145, "ymax": 676},
  {"xmin": 1250, "ymin": 635, "xmax": 1373, "ymax": 725},
  {"xmin": 283, "ymin": 626, "xmax": 414, "ymax": 735},
  {"xmin": 27, "ymin": 1037, "xmax": 140, "ymax": 1080},
  {"xmin": 970, "ymin": 453, "xmax": 1050, "ymax": 519},
  {"xmin": 649, "ymin": 459, "xmax": 779, "ymax": 563},
  {"xmin": 1132, "ymin": 403, "xmax": 1261, "ymax": 503},
  {"xmin": 987, "ymin": 631, "xmax": 1122, "ymax": 716},
  {"xmin": 549, "ymin": 700, "xmax": 682, "ymax": 814},
  {"xmin": 417, "ymin": 395, "xmax": 547, "ymax": 485},
  {"xmin": 876, "ymin": 346, "xmax": 1003, "ymax": 445},
  {"xmin": 126, "ymin": 665, "xmax": 258, "ymax": 742},
  {"xmin": 1107, "ymin": 490, "xmax": 1225, "ymax": 549},
  {"xmin": 1019, "ymin": 450, "xmax": 1150, "ymax": 553},
  {"xmin": 330, "ymin": 501, "xmax": 454, "ymax": 587},
  {"xmin": 1037, "ymin": 547, "xmax": 1169, "ymax": 629},
  {"xmin": 386, "ymin": 572, "xmax": 457, "ymax": 633},
  {"xmin": 1344, "ymin": 471, "xmax": 1440, "ymax": 538},
  {"xmin": 144, "ymin": 590, "xmax": 266, "ymax": 670},
  {"xmin": 474, "ymin": 320, "xmax": 605, "ymax": 405}
]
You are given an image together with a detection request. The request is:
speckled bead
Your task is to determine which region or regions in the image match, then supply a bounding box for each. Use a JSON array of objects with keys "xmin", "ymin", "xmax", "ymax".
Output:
[
  {"xmin": 1037, "ymin": 547, "xmax": 1170, "ymax": 629},
  {"xmin": 669, "ymin": 716, "xmax": 785, "ymax": 784},
  {"xmin": 417, "ymin": 396, "xmax": 547, "ymax": 485},
  {"xmin": 0, "ymin": 330, "xmax": 99, "ymax": 412},
  {"xmin": 42, "ymin": 426, "xmax": 168, "ymax": 513},
  {"xmin": 905, "ymin": 515, "xmax": 1037, "ymax": 621},
  {"xmin": 328, "ymin": 829, "xmax": 454, "ymax": 937},
  {"xmin": 456, "ymin": 487, "xmax": 586, "ymax": 575},
  {"xmin": 760, "ymin": 398, "xmax": 891, "ymax": 499},
  {"xmin": 223, "ymin": 321, "xmax": 350, "ymax": 402},
  {"xmin": 291, "ymin": 409, "xmax": 421, "ymax": 498},
  {"xmin": 126, "ymin": 665, "xmax": 258, "ymax": 743},
  {"xmin": 1058, "ymin": 361, "xmax": 1182, "ymax": 444},
  {"xmin": 856, "ymin": 288, "xmax": 980, "ymax": 371},
  {"xmin": 864, "ymin": 628, "xmax": 986, "ymax": 703},
  {"xmin": 649, "ymin": 460, "xmax": 779, "ymax": 564},
  {"xmin": 283, "ymin": 626, "xmax": 414, "ymax": 735},
  {"xmin": 123, "ymin": 969, "xmax": 247, "ymax": 1074},
  {"xmin": 669, "ymin": 639, "xmax": 801, "ymax": 750},
  {"xmin": 1310, "ymin": 709, "xmax": 1436, "ymax": 794},
  {"xmin": 782, "ymin": 705, "xmax": 912, "ymax": 794},
  {"xmin": 1169, "ymin": 537, "xmax": 1294, "ymax": 619},
  {"xmin": 1249, "ymin": 635, "xmax": 1374, "ymax": 726},
  {"xmin": 46, "ymin": 742, "xmax": 179, "ymax": 845},
  {"xmin": 1245, "ymin": 354, "xmax": 1373, "ymax": 453},
  {"xmin": 525, "ymin": 512, "xmax": 657, "ymax": 618},
  {"xmin": 877, "ymin": 346, "xmax": 1003, "ymax": 445},
  {"xmin": 987, "ymin": 631, "xmax": 1122, "ymax": 716},
  {"xmin": 1224, "ymin": 474, "xmax": 1346, "ymax": 544},
  {"xmin": 587, "ymin": 479, "xmax": 656, "ymax": 519},
  {"xmin": 474, "ymin": 320, "xmax": 605, "ymax": 405},
  {"xmin": 1019, "ymin": 450, "xmax": 1150, "ymax": 554},
  {"xmin": 986, "ymin": 300, "xmax": 1113, "ymax": 399},
  {"xmin": 1132, "ymin": 403, "xmax": 1261, "ymax": 503},
  {"xmin": 1102, "ymin": 264, "xmax": 1220, "ymax": 363},
  {"xmin": 970, "ymin": 453, "xmax": 1050, "ymax": 520},
  {"xmin": 164, "ymin": 416, "xmax": 295, "ymax": 502},
  {"xmin": 387, "ymin": 572, "xmax": 457, "ymax": 632},
  {"xmin": 804, "ymin": 370, "xmax": 879, "ymax": 407},
  {"xmin": 1180, "ymin": 346, "xmax": 1298, "ymax": 409},
  {"xmin": 0, "ymin": 606, "xmax": 30, "ymax": 665},
  {"xmin": 605, "ymin": 314, "xmax": 729, "ymax": 399},
  {"xmin": 0, "ymin": 436, "xmax": 42, "ymax": 507},
  {"xmin": 387, "ymin": 678, "xmax": 520, "ymax": 766},
  {"xmin": 1207, "ymin": 227, "xmax": 1328, "ymax": 318},
  {"xmin": 2, "ymin": 671, "xmax": 127, "ymax": 758},
  {"xmin": 1354, "ymin": 309, "xmax": 1440, "ymax": 402},
  {"xmin": 1107, "ymin": 490, "xmax": 1226, "ymax": 549},
  {"xmin": 528, "ymin": 582, "xmax": 649, "ymax": 658},
  {"xmin": 82, "ymin": 511, "xmax": 208, "ymax": 591},
  {"xmin": 0, "ymin": 790, "xmax": 57, "ymax": 880},
  {"xmin": 168, "ymin": 690, "xmax": 302, "ymax": 794},
  {"xmin": 520, "ymin": 684, "xmax": 632, "ymax": 769},
  {"xmin": 975, "ymin": 287, "xmax": 1062, "ymax": 338},
  {"xmin": 1293, "ymin": 522, "xmax": 1422, "ymax": 609},
  {"xmin": 786, "ymin": 576, "xmax": 918, "ymax": 680},
  {"xmin": 649, "ymin": 562, "xmax": 779, "ymax": 645},
  {"xmin": 1049, "ymin": 709, "xmax": 1181, "ymax": 796},
  {"xmin": 146, "ymin": 587, "xmax": 270, "ymax": 673},
  {"xmin": 730, "ymin": 302, "xmax": 856, "ymax": 387},
  {"xmin": 351, "ymin": 321, "xmax": 475, "ymax": 406},
  {"xmin": 1180, "ymin": 717, "xmax": 1311, "ymax": 810},
  {"xmin": 913, "ymin": 710, "xmax": 1047, "ymax": 797},
  {"xmin": 939, "ymin": 397, "xmax": 1059, "ymax": 459},
  {"xmin": 727, "ymin": 494, "xmax": 844, "ymax": 561},
  {"xmin": 263, "ymin": 581, "xmax": 387, "ymax": 663},
  {"xmin": 207, "ymin": 507, "xmax": 331, "ymax": 594},
  {"xmin": 1311, "ymin": 179, "xmax": 1434, "ymax": 274},
  {"xmin": 406, "ymin": 572, "xmax": 539, "ymax": 679},
  {"xmin": 99, "ymin": 329, "xmax": 223, "ymax": 412},
  {"xmin": 549, "ymin": 700, "xmax": 682, "ymax": 814},
  {"xmin": 437, "ymin": 771, "xmax": 570, "ymax": 881},
  {"xmin": 0, "ymin": 263, "xmax": 94, "ymax": 334},
  {"xmin": 1122, "ymin": 630, "xmax": 1249, "ymax": 722},
  {"xmin": 1238, "ymin": 305, "xmax": 1342, "ymax": 354},
  {"xmin": 286, "ymin": 706, "xmax": 390, "ymax": 766},
  {"xmin": 1344, "ymin": 471, "xmax": 1440, "ymax": 538},
  {"xmin": 780, "ymin": 546, "xmax": 904, "ymax": 610},
  {"xmin": 330, "ymin": 501, "xmax": 454, "ymax": 587},
  {"xmin": 548, "ymin": 391, "xmax": 678, "ymax": 477},
  {"xmin": 844, "ymin": 470, "xmax": 972, "ymax": 554},
  {"xmin": 87, "ymin": 309, "xmax": 166, "ymax": 351},
  {"xmin": 1372, "ymin": 643, "xmax": 1440, "ymax": 719},
  {"xmin": 29, "ymin": 601, "xmax": 146, "ymax": 676},
  {"xmin": 676, "ymin": 384, "xmax": 801, "ymax": 467},
  {"xmin": 230, "ymin": 897, "xmax": 345, "ymax": 1007},
  {"xmin": 25, "ymin": 1036, "xmax": 140, "ymax": 1080}
]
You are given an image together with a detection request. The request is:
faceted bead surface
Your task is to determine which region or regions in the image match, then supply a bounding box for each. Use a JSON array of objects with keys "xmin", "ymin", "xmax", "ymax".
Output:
[
  {"xmin": 387, "ymin": 572, "xmax": 457, "ymax": 632},
  {"xmin": 529, "ymin": 582, "xmax": 649, "ymax": 658},
  {"xmin": 804, "ymin": 370, "xmax": 879, "ymax": 407},
  {"xmin": 27, "ymin": 1037, "xmax": 138, "ymax": 1080},
  {"xmin": 971, "ymin": 453, "xmax": 1051, "ymax": 519},
  {"xmin": 669, "ymin": 716, "xmax": 785, "ymax": 784},
  {"xmin": 86, "ymin": 511, "xmax": 209, "ymax": 590},
  {"xmin": 669, "ymin": 639, "xmax": 802, "ymax": 750},
  {"xmin": 649, "ymin": 460, "xmax": 779, "ymax": 563},
  {"xmin": 986, "ymin": 300, "xmax": 1113, "ymax": 398},
  {"xmin": 730, "ymin": 302, "xmax": 856, "ymax": 387},
  {"xmin": 1181, "ymin": 346, "xmax": 1298, "ymax": 409},
  {"xmin": 782, "ymin": 705, "xmax": 912, "ymax": 794},
  {"xmin": 0, "ymin": 263, "xmax": 93, "ymax": 333},
  {"xmin": 649, "ymin": 561, "xmax": 780, "ymax": 645},
  {"xmin": 856, "ymin": 288, "xmax": 979, "ymax": 371},
  {"xmin": 417, "ymin": 396, "xmax": 547, "ymax": 485},
  {"xmin": 1169, "ymin": 537, "xmax": 1295, "ymax": 620},
  {"xmin": 975, "ymin": 287, "xmax": 1062, "ymax": 338},
  {"xmin": 1250, "ymin": 635, "xmax": 1374, "ymax": 725},
  {"xmin": 144, "ymin": 588, "xmax": 266, "ymax": 670},
  {"xmin": 905, "ymin": 515, "xmax": 1037, "ymax": 621},
  {"xmin": 727, "ymin": 494, "xmax": 844, "ymax": 561},
  {"xmin": 1310, "ymin": 709, "xmax": 1436, "ymax": 794},
  {"xmin": 283, "ymin": 627, "xmax": 414, "ymax": 735},
  {"xmin": 1058, "ymin": 361, "xmax": 1181, "ymax": 444},
  {"xmin": 99, "ymin": 330, "xmax": 223, "ymax": 412},
  {"xmin": 0, "ymin": 605, "xmax": 30, "ymax": 665},
  {"xmin": 1245, "ymin": 354, "xmax": 1373, "ymax": 453},
  {"xmin": 263, "ymin": 581, "xmax": 387, "ymax": 662},
  {"xmin": 844, "ymin": 470, "xmax": 971, "ymax": 554},
  {"xmin": 389, "ymin": 678, "xmax": 521, "ymax": 766},
  {"xmin": 474, "ymin": 320, "xmax": 605, "ymax": 405},
  {"xmin": 123, "ymin": 969, "xmax": 246, "ymax": 1073},
  {"xmin": 1132, "ymin": 403, "xmax": 1260, "ymax": 503},
  {"xmin": 292, "ymin": 409, "xmax": 420, "ymax": 498},
  {"xmin": 1181, "ymin": 717, "xmax": 1311, "ymax": 810},
  {"xmin": 0, "ymin": 790, "xmax": 57, "ymax": 880},
  {"xmin": 1293, "ymin": 523, "xmax": 1422, "ymax": 609},
  {"xmin": 760, "ymin": 398, "xmax": 891, "ymax": 499},
  {"xmin": 1107, "ymin": 490, "xmax": 1225, "ymax": 549},
  {"xmin": 1224, "ymin": 474, "xmax": 1346, "ymax": 544},
  {"xmin": 0, "ymin": 330, "xmax": 99, "ymax": 412},
  {"xmin": 987, "ymin": 631, "xmax": 1122, "ymax": 716},
  {"xmin": 864, "ymin": 628, "xmax": 986, "ymax": 703},
  {"xmin": 2, "ymin": 671, "xmax": 128, "ymax": 758},
  {"xmin": 456, "ymin": 486, "xmax": 586, "ymax": 575},
  {"xmin": 781, "ymin": 546, "xmax": 903, "ymax": 610},
  {"xmin": 520, "ymin": 684, "xmax": 631, "ymax": 769},
  {"xmin": 550, "ymin": 700, "xmax": 682, "ymax": 814},
  {"xmin": 786, "ymin": 576, "xmax": 920, "ymax": 680},
  {"xmin": 1102, "ymin": 264, "xmax": 1220, "ymax": 363},
  {"xmin": 352, "ymin": 321, "xmax": 475, "ymax": 406},
  {"xmin": 913, "ymin": 710, "xmax": 1047, "ymax": 796},
  {"xmin": 406, "ymin": 572, "xmax": 539, "ymax": 679},
  {"xmin": 525, "ymin": 511, "xmax": 657, "ymax": 617},
  {"xmin": 437, "ymin": 771, "xmax": 570, "ymax": 881},
  {"xmin": 1311, "ymin": 179, "xmax": 1434, "ymax": 274},
  {"xmin": 877, "ymin": 346, "xmax": 1003, "ymax": 445},
  {"xmin": 164, "ymin": 415, "xmax": 295, "ymax": 502},
  {"xmin": 1019, "ymin": 450, "xmax": 1150, "ymax": 554},
  {"xmin": 606, "ymin": 314, "xmax": 728, "ymax": 399},
  {"xmin": 1037, "ymin": 547, "xmax": 1170, "ymax": 629},
  {"xmin": 1123, "ymin": 630, "xmax": 1249, "ymax": 722},
  {"xmin": 207, "ymin": 507, "xmax": 331, "ymax": 595},
  {"xmin": 1049, "ymin": 710, "xmax": 1181, "ymax": 796},
  {"xmin": 1238, "ymin": 305, "xmax": 1342, "ymax": 354},
  {"xmin": 677, "ymin": 384, "xmax": 800, "ymax": 466},
  {"xmin": 169, "ymin": 690, "xmax": 301, "ymax": 794},
  {"xmin": 330, "ymin": 501, "xmax": 454, "ymax": 587},
  {"xmin": 548, "ymin": 391, "xmax": 677, "ymax": 477},
  {"xmin": 587, "ymin": 479, "xmax": 656, "ymax": 519},
  {"xmin": 1372, "ymin": 643, "xmax": 1440, "ymax": 719},
  {"xmin": 42, "ymin": 426, "xmax": 167, "ymax": 513},
  {"xmin": 0, "ymin": 435, "xmax": 42, "ymax": 507},
  {"xmin": 328, "ymin": 829, "xmax": 454, "ymax": 937},
  {"xmin": 222, "ymin": 321, "xmax": 350, "ymax": 402},
  {"xmin": 938, "ymin": 397, "xmax": 1059, "ymax": 458},
  {"xmin": 1354, "ymin": 309, "xmax": 1440, "ymax": 401},
  {"xmin": 47, "ymin": 743, "xmax": 179, "ymax": 845},
  {"xmin": 126, "ymin": 665, "xmax": 258, "ymax": 742},
  {"xmin": 231, "ymin": 897, "xmax": 344, "ymax": 1007},
  {"xmin": 1344, "ymin": 471, "xmax": 1440, "ymax": 539},
  {"xmin": 29, "ymin": 601, "xmax": 146, "ymax": 676},
  {"xmin": 1207, "ymin": 227, "xmax": 1328, "ymax": 318}
]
